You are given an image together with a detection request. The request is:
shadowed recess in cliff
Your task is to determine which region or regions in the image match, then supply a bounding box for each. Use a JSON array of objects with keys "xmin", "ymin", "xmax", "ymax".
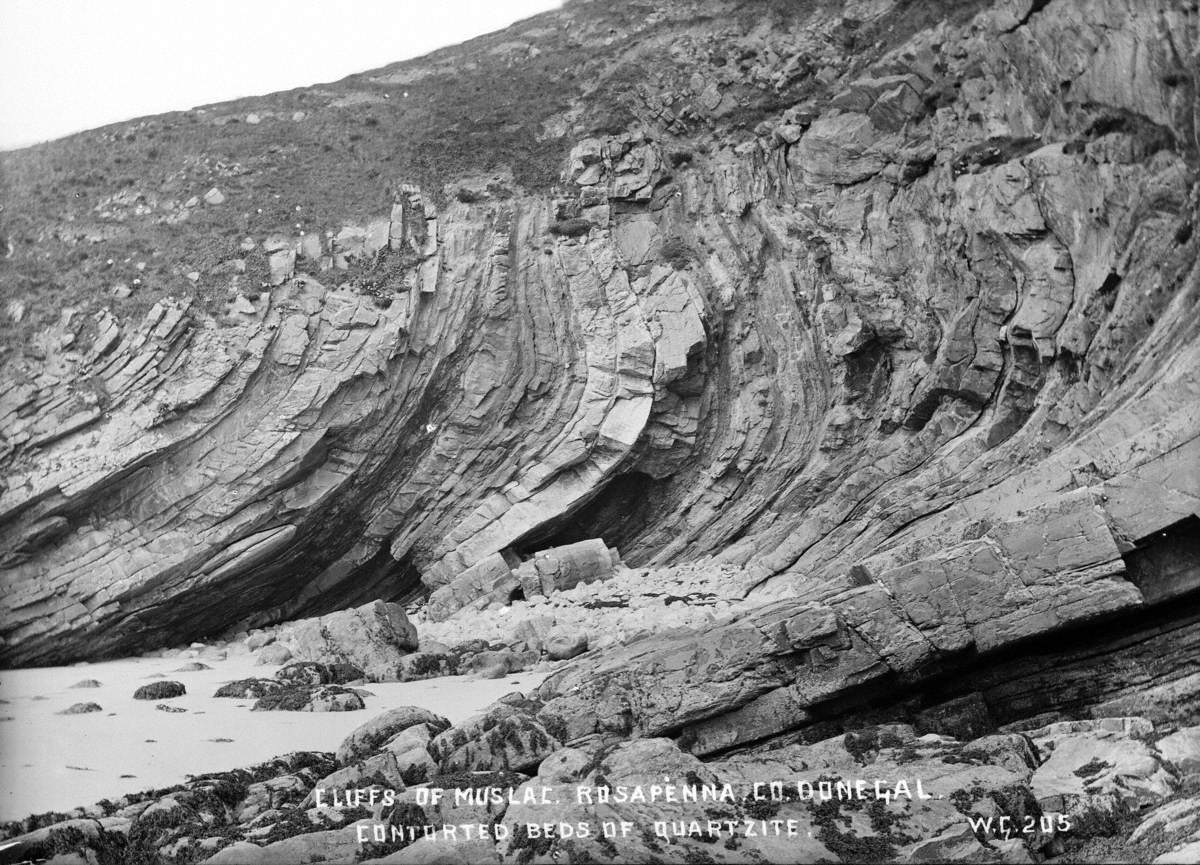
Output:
[{"xmin": 510, "ymin": 470, "xmax": 670, "ymax": 561}]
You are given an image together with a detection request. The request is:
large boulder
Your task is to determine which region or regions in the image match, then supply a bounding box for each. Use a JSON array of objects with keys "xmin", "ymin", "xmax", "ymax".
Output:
[
  {"xmin": 395, "ymin": 652, "xmax": 457, "ymax": 681},
  {"xmin": 427, "ymin": 542, "xmax": 621, "ymax": 623},
  {"xmin": 513, "ymin": 539, "xmax": 620, "ymax": 597},
  {"xmin": 275, "ymin": 600, "xmax": 418, "ymax": 682},
  {"xmin": 336, "ymin": 707, "xmax": 451, "ymax": 766},
  {"xmin": 275, "ymin": 661, "xmax": 364, "ymax": 686},
  {"xmin": 380, "ymin": 724, "xmax": 440, "ymax": 784},
  {"xmin": 429, "ymin": 703, "xmax": 560, "ymax": 774},
  {"xmin": 254, "ymin": 644, "xmax": 293, "ymax": 666},
  {"xmin": 544, "ymin": 628, "xmax": 588, "ymax": 661},
  {"xmin": 464, "ymin": 649, "xmax": 532, "ymax": 679},
  {"xmin": 426, "ymin": 553, "xmax": 519, "ymax": 622},
  {"xmin": 302, "ymin": 752, "xmax": 407, "ymax": 807}
]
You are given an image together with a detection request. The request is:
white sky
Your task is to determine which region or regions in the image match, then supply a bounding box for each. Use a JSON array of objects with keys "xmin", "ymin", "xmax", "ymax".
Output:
[{"xmin": 0, "ymin": 0, "xmax": 561, "ymax": 150}]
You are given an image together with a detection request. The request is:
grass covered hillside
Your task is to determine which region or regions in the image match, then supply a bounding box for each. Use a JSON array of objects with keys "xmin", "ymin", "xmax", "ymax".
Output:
[{"xmin": 0, "ymin": 0, "xmax": 987, "ymax": 365}]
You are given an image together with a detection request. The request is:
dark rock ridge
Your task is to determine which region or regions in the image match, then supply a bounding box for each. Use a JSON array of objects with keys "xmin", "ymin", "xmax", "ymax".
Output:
[{"xmin": 0, "ymin": 0, "xmax": 1197, "ymax": 748}]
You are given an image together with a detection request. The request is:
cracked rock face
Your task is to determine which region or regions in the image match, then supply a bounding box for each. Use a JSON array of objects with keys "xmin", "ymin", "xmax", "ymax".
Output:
[{"xmin": 1, "ymin": 0, "xmax": 1199, "ymax": 707}]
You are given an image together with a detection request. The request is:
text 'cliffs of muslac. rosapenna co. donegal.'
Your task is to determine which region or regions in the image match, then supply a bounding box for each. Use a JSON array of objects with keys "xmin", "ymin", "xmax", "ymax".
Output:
[{"xmin": 2, "ymin": 0, "xmax": 1200, "ymax": 838}]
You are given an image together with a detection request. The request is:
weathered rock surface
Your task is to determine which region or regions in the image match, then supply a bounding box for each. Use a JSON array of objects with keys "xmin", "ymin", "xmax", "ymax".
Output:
[
  {"xmin": 426, "ymin": 540, "xmax": 621, "ymax": 621},
  {"xmin": 544, "ymin": 628, "xmax": 588, "ymax": 661},
  {"xmin": 394, "ymin": 652, "xmax": 457, "ymax": 681},
  {"xmin": 2, "ymin": 1, "xmax": 1200, "ymax": 861},
  {"xmin": 133, "ymin": 681, "xmax": 185, "ymax": 700},
  {"xmin": 1158, "ymin": 726, "xmax": 1200, "ymax": 782},
  {"xmin": 57, "ymin": 702, "xmax": 102, "ymax": 715},
  {"xmin": 3, "ymin": 0, "xmax": 1196, "ymax": 683},
  {"xmin": 252, "ymin": 684, "xmax": 364, "ymax": 712},
  {"xmin": 429, "ymin": 701, "xmax": 561, "ymax": 775},
  {"xmin": 6, "ymin": 704, "xmax": 1198, "ymax": 864},
  {"xmin": 213, "ymin": 678, "xmax": 284, "ymax": 699},
  {"xmin": 254, "ymin": 644, "xmax": 293, "ymax": 666},
  {"xmin": 336, "ymin": 706, "xmax": 451, "ymax": 766},
  {"xmin": 273, "ymin": 601, "xmax": 417, "ymax": 681}
]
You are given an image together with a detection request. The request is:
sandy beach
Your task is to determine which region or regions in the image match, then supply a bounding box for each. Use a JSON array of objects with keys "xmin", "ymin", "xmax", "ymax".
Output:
[{"xmin": 0, "ymin": 649, "xmax": 546, "ymax": 822}]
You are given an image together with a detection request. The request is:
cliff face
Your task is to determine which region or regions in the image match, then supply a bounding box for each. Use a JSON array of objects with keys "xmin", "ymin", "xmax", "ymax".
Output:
[{"xmin": 1, "ymin": 0, "xmax": 1197, "ymax": 672}]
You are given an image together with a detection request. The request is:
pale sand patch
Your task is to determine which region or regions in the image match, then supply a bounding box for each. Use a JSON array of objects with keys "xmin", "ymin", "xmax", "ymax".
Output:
[{"xmin": 0, "ymin": 648, "xmax": 546, "ymax": 821}]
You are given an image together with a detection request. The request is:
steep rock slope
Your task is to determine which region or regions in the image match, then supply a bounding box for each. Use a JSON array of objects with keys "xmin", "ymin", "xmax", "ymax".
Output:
[{"xmin": 1, "ymin": 0, "xmax": 1198, "ymax": 673}]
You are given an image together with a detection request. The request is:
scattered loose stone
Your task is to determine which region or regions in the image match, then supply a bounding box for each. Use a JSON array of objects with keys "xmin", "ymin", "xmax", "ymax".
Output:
[
  {"xmin": 254, "ymin": 644, "xmax": 292, "ymax": 666},
  {"xmin": 57, "ymin": 702, "xmax": 103, "ymax": 715}
]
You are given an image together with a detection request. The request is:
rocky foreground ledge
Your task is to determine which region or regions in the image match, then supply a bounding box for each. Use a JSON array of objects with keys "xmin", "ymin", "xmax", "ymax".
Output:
[
  {"xmin": 5, "ymin": 703, "xmax": 1200, "ymax": 863},
  {"xmin": 5, "ymin": 582, "xmax": 1200, "ymax": 864}
]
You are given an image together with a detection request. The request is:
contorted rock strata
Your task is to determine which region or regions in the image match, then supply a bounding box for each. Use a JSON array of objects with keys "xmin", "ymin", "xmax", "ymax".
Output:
[{"xmin": 1, "ymin": 0, "xmax": 1198, "ymax": 760}]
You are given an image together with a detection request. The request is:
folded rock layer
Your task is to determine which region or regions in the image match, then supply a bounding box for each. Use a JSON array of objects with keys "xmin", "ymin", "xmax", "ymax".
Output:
[{"xmin": 1, "ymin": 0, "xmax": 1198, "ymax": 671}]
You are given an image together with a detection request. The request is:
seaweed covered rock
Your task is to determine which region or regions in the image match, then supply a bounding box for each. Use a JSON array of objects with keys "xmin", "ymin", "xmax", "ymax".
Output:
[
  {"xmin": 335, "ymin": 706, "xmax": 451, "ymax": 766},
  {"xmin": 133, "ymin": 681, "xmax": 185, "ymax": 700},
  {"xmin": 301, "ymin": 752, "xmax": 407, "ymax": 808},
  {"xmin": 273, "ymin": 660, "xmax": 368, "ymax": 687},
  {"xmin": 57, "ymin": 702, "xmax": 103, "ymax": 715},
  {"xmin": 0, "ymin": 818, "xmax": 133, "ymax": 865},
  {"xmin": 429, "ymin": 702, "xmax": 560, "ymax": 774},
  {"xmin": 251, "ymin": 685, "xmax": 364, "ymax": 712},
  {"xmin": 395, "ymin": 652, "xmax": 457, "ymax": 681},
  {"xmin": 213, "ymin": 678, "xmax": 284, "ymax": 699},
  {"xmin": 0, "ymin": 752, "xmax": 338, "ymax": 864},
  {"xmin": 274, "ymin": 601, "xmax": 417, "ymax": 682},
  {"xmin": 380, "ymin": 724, "xmax": 440, "ymax": 785}
]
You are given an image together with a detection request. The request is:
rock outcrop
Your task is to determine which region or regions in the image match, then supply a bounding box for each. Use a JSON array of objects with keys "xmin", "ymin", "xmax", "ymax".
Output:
[
  {"xmin": 3, "ymin": 5, "xmax": 1200, "ymax": 861},
  {"xmin": 2, "ymin": 0, "xmax": 1197, "ymax": 681},
  {"xmin": 272, "ymin": 600, "xmax": 417, "ymax": 681},
  {"xmin": 10, "ymin": 710, "xmax": 1200, "ymax": 864}
]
